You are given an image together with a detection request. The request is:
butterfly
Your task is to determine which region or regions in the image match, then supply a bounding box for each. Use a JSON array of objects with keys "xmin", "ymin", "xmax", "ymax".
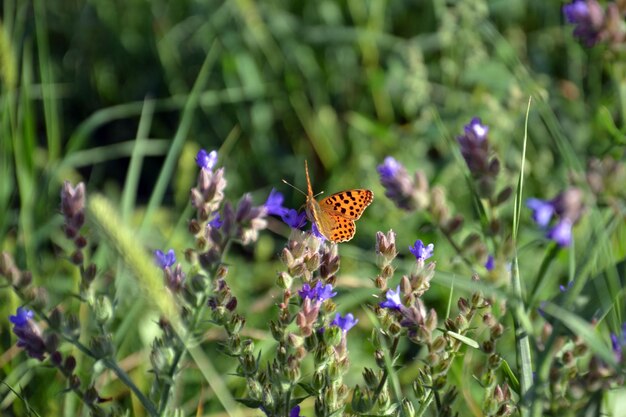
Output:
[{"xmin": 302, "ymin": 160, "xmax": 373, "ymax": 243}]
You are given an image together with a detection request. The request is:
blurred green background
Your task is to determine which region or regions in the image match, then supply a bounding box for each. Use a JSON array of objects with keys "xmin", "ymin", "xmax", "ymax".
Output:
[{"xmin": 1, "ymin": 0, "xmax": 624, "ymax": 415}]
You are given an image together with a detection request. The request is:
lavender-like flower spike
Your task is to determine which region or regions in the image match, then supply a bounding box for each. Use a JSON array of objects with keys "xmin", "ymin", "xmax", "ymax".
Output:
[
  {"xmin": 196, "ymin": 149, "xmax": 218, "ymax": 170},
  {"xmin": 331, "ymin": 313, "xmax": 358, "ymax": 333},
  {"xmin": 409, "ymin": 240, "xmax": 434, "ymax": 262},
  {"xmin": 377, "ymin": 157, "xmax": 420, "ymax": 211},
  {"xmin": 10, "ymin": 307, "xmax": 47, "ymax": 361},
  {"xmin": 563, "ymin": 0, "xmax": 604, "ymax": 47},
  {"xmin": 380, "ymin": 286, "xmax": 402, "ymax": 310},
  {"xmin": 60, "ymin": 181, "xmax": 86, "ymax": 236},
  {"xmin": 154, "ymin": 249, "xmax": 176, "ymax": 269}
]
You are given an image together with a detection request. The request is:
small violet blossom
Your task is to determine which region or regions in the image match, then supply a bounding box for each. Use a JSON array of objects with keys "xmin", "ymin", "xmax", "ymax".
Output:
[
  {"xmin": 196, "ymin": 149, "xmax": 218, "ymax": 170},
  {"xmin": 265, "ymin": 189, "xmax": 307, "ymax": 229},
  {"xmin": 10, "ymin": 307, "xmax": 46, "ymax": 360},
  {"xmin": 209, "ymin": 213, "xmax": 223, "ymax": 228},
  {"xmin": 154, "ymin": 249, "xmax": 176, "ymax": 269},
  {"xmin": 526, "ymin": 198, "xmax": 555, "ymax": 228},
  {"xmin": 265, "ymin": 189, "xmax": 287, "ymax": 216},
  {"xmin": 559, "ymin": 281, "xmax": 574, "ymax": 293},
  {"xmin": 409, "ymin": 239, "xmax": 434, "ymax": 261},
  {"xmin": 377, "ymin": 156, "xmax": 402, "ymax": 180},
  {"xmin": 485, "ymin": 255, "xmax": 495, "ymax": 271},
  {"xmin": 290, "ymin": 405, "xmax": 304, "ymax": 417},
  {"xmin": 299, "ymin": 281, "xmax": 337, "ymax": 303},
  {"xmin": 610, "ymin": 322, "xmax": 626, "ymax": 362},
  {"xmin": 331, "ymin": 313, "xmax": 358, "ymax": 333},
  {"xmin": 311, "ymin": 222, "xmax": 326, "ymax": 241},
  {"xmin": 562, "ymin": 0, "xmax": 603, "ymax": 47},
  {"xmin": 281, "ymin": 208, "xmax": 307, "ymax": 229},
  {"xmin": 379, "ymin": 286, "xmax": 402, "ymax": 310},
  {"xmin": 546, "ymin": 219, "xmax": 573, "ymax": 247},
  {"xmin": 464, "ymin": 117, "xmax": 489, "ymax": 142}
]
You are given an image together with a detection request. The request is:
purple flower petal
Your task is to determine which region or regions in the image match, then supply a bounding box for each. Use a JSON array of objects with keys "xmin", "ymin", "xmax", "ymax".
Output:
[
  {"xmin": 379, "ymin": 286, "xmax": 402, "ymax": 310},
  {"xmin": 154, "ymin": 249, "xmax": 176, "ymax": 269},
  {"xmin": 196, "ymin": 149, "xmax": 218, "ymax": 170},
  {"xmin": 377, "ymin": 156, "xmax": 402, "ymax": 180},
  {"xmin": 265, "ymin": 188, "xmax": 287, "ymax": 216},
  {"xmin": 331, "ymin": 313, "xmax": 358, "ymax": 333},
  {"xmin": 546, "ymin": 219, "xmax": 573, "ymax": 247},
  {"xmin": 409, "ymin": 239, "xmax": 434, "ymax": 261},
  {"xmin": 281, "ymin": 208, "xmax": 307, "ymax": 229},
  {"xmin": 526, "ymin": 198, "xmax": 555, "ymax": 227}
]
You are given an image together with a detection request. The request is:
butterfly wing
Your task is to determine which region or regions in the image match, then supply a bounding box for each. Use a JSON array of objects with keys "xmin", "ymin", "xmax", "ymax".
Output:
[
  {"xmin": 306, "ymin": 199, "xmax": 357, "ymax": 242},
  {"xmin": 319, "ymin": 189, "xmax": 374, "ymax": 220},
  {"xmin": 327, "ymin": 214, "xmax": 356, "ymax": 242}
]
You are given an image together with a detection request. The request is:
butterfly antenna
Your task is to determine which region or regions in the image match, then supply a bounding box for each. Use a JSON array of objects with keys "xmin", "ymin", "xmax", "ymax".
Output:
[{"xmin": 281, "ymin": 179, "xmax": 307, "ymax": 197}]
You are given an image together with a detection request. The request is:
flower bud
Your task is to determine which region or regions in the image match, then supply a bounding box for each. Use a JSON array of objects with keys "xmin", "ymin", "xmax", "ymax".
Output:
[
  {"xmin": 69, "ymin": 374, "xmax": 81, "ymax": 390},
  {"xmin": 45, "ymin": 333, "xmax": 60, "ymax": 354},
  {"xmin": 50, "ymin": 351, "xmax": 63, "ymax": 366},
  {"xmin": 94, "ymin": 296, "xmax": 113, "ymax": 326},
  {"xmin": 64, "ymin": 355, "xmax": 77, "ymax": 374},
  {"xmin": 490, "ymin": 323, "xmax": 504, "ymax": 339},
  {"xmin": 90, "ymin": 335, "xmax": 114, "ymax": 358},
  {"xmin": 431, "ymin": 336, "xmax": 447, "ymax": 353},
  {"xmin": 277, "ymin": 272, "xmax": 293, "ymax": 290},
  {"xmin": 313, "ymin": 370, "xmax": 325, "ymax": 391},
  {"xmin": 241, "ymin": 353, "xmax": 257, "ymax": 376},
  {"xmin": 70, "ymin": 250, "xmax": 84, "ymax": 265},
  {"xmin": 374, "ymin": 349, "xmax": 385, "ymax": 369},
  {"xmin": 488, "ymin": 353, "xmax": 502, "ymax": 369},
  {"xmin": 363, "ymin": 368, "xmax": 379, "ymax": 390},
  {"xmin": 323, "ymin": 326, "xmax": 342, "ymax": 347}
]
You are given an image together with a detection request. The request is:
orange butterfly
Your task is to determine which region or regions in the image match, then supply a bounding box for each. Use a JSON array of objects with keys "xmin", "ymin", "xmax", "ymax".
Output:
[{"xmin": 302, "ymin": 161, "xmax": 373, "ymax": 242}]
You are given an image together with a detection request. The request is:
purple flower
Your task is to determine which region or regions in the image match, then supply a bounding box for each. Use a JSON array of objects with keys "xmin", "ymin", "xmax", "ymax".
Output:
[
  {"xmin": 526, "ymin": 198, "xmax": 555, "ymax": 227},
  {"xmin": 299, "ymin": 281, "xmax": 337, "ymax": 302},
  {"xmin": 265, "ymin": 189, "xmax": 287, "ymax": 216},
  {"xmin": 546, "ymin": 219, "xmax": 573, "ymax": 247},
  {"xmin": 563, "ymin": 0, "xmax": 604, "ymax": 47},
  {"xmin": 209, "ymin": 213, "xmax": 223, "ymax": 228},
  {"xmin": 290, "ymin": 405, "xmax": 304, "ymax": 417},
  {"xmin": 311, "ymin": 223, "xmax": 326, "ymax": 241},
  {"xmin": 196, "ymin": 149, "xmax": 218, "ymax": 170},
  {"xmin": 154, "ymin": 249, "xmax": 176, "ymax": 269},
  {"xmin": 331, "ymin": 313, "xmax": 358, "ymax": 333},
  {"xmin": 485, "ymin": 255, "xmax": 495, "ymax": 271},
  {"xmin": 281, "ymin": 209, "xmax": 307, "ymax": 229},
  {"xmin": 611, "ymin": 334, "xmax": 622, "ymax": 362},
  {"xmin": 10, "ymin": 307, "xmax": 46, "ymax": 360},
  {"xmin": 559, "ymin": 281, "xmax": 574, "ymax": 293},
  {"xmin": 464, "ymin": 117, "xmax": 489, "ymax": 142},
  {"xmin": 380, "ymin": 286, "xmax": 402, "ymax": 310},
  {"xmin": 409, "ymin": 239, "xmax": 434, "ymax": 261},
  {"xmin": 456, "ymin": 117, "xmax": 492, "ymax": 174},
  {"xmin": 377, "ymin": 156, "xmax": 402, "ymax": 180},
  {"xmin": 10, "ymin": 306, "xmax": 34, "ymax": 327},
  {"xmin": 610, "ymin": 323, "xmax": 626, "ymax": 363}
]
